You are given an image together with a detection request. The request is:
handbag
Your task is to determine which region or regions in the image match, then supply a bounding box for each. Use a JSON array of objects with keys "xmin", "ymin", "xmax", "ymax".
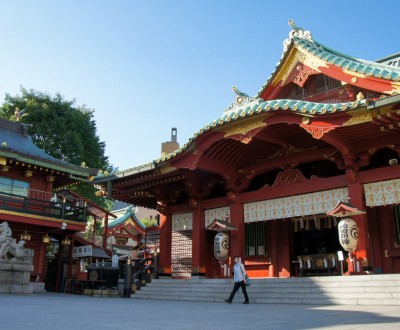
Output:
[
  {"xmin": 245, "ymin": 274, "xmax": 251, "ymax": 286},
  {"xmin": 240, "ymin": 265, "xmax": 251, "ymax": 286}
]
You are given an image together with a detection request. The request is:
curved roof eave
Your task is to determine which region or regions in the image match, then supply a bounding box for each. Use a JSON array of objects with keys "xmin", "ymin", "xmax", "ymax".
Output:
[
  {"xmin": 114, "ymin": 97, "xmax": 369, "ymax": 178},
  {"xmin": 256, "ymin": 22, "xmax": 400, "ymax": 98},
  {"xmin": 115, "ymin": 21, "xmax": 400, "ymax": 176},
  {"xmin": 154, "ymin": 98, "xmax": 368, "ymax": 162},
  {"xmin": 0, "ymin": 118, "xmax": 97, "ymax": 178}
]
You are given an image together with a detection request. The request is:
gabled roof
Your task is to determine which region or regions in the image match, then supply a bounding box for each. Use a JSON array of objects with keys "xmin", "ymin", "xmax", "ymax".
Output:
[
  {"xmin": 0, "ymin": 118, "xmax": 97, "ymax": 180},
  {"xmin": 102, "ymin": 21, "xmax": 400, "ymax": 209},
  {"xmin": 108, "ymin": 206, "xmax": 145, "ymax": 235},
  {"xmin": 326, "ymin": 201, "xmax": 366, "ymax": 218},
  {"xmin": 107, "ymin": 23, "xmax": 398, "ymax": 173},
  {"xmin": 206, "ymin": 219, "xmax": 238, "ymax": 231},
  {"xmin": 257, "ymin": 20, "xmax": 400, "ymax": 98}
]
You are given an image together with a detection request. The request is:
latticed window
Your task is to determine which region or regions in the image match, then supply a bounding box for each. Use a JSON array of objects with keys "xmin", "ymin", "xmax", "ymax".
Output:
[
  {"xmin": 314, "ymin": 75, "xmax": 342, "ymax": 94},
  {"xmin": 171, "ymin": 230, "xmax": 192, "ymax": 278},
  {"xmin": 245, "ymin": 221, "xmax": 266, "ymax": 256},
  {"xmin": 286, "ymin": 84, "xmax": 307, "ymax": 100}
]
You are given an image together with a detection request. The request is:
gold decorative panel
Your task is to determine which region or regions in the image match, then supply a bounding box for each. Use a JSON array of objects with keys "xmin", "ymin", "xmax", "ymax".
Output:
[{"xmin": 218, "ymin": 114, "xmax": 269, "ymax": 138}]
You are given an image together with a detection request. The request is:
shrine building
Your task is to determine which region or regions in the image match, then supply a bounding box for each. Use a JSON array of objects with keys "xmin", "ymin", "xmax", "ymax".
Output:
[
  {"xmin": 98, "ymin": 21, "xmax": 400, "ymax": 279},
  {"xmin": 0, "ymin": 118, "xmax": 115, "ymax": 291}
]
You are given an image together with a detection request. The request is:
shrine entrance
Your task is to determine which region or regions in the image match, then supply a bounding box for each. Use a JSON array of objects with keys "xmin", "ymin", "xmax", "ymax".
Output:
[{"xmin": 292, "ymin": 216, "xmax": 345, "ymax": 276}]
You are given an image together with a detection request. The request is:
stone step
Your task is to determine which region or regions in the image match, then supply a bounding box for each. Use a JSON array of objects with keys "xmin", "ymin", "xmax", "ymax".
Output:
[
  {"xmin": 131, "ymin": 275, "xmax": 400, "ymax": 305},
  {"xmin": 138, "ymin": 285, "xmax": 400, "ymax": 295},
  {"xmin": 135, "ymin": 288, "xmax": 397, "ymax": 299},
  {"xmin": 31, "ymin": 282, "xmax": 46, "ymax": 294}
]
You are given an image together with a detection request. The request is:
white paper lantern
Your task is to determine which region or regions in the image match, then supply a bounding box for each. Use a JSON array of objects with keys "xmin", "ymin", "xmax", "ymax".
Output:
[
  {"xmin": 338, "ymin": 218, "xmax": 358, "ymax": 252},
  {"xmin": 214, "ymin": 232, "xmax": 229, "ymax": 261}
]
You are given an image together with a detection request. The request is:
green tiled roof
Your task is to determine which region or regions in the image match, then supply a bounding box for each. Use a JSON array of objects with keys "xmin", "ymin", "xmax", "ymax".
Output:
[
  {"xmin": 154, "ymin": 98, "xmax": 368, "ymax": 163},
  {"xmin": 108, "ymin": 206, "xmax": 145, "ymax": 230},
  {"xmin": 116, "ymin": 22, "xmax": 396, "ymax": 175},
  {"xmin": 257, "ymin": 24, "xmax": 400, "ymax": 97}
]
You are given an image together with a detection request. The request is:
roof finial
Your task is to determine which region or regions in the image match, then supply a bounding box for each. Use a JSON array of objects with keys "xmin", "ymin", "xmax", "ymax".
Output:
[
  {"xmin": 283, "ymin": 20, "xmax": 313, "ymax": 53},
  {"xmin": 288, "ymin": 19, "xmax": 302, "ymax": 31},
  {"xmin": 232, "ymin": 86, "xmax": 250, "ymax": 98},
  {"xmin": 288, "ymin": 19, "xmax": 297, "ymax": 30}
]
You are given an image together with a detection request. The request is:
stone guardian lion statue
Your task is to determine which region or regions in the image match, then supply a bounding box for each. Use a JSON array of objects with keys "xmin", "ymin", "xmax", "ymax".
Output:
[{"xmin": 0, "ymin": 221, "xmax": 26, "ymax": 259}]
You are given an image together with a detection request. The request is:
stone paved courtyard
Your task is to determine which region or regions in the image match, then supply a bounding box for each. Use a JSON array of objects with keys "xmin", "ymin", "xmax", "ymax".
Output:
[{"xmin": 1, "ymin": 293, "xmax": 400, "ymax": 329}]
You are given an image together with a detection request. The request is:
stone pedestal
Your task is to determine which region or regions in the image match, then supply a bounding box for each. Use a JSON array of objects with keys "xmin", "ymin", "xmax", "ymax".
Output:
[{"xmin": 0, "ymin": 260, "xmax": 34, "ymax": 294}]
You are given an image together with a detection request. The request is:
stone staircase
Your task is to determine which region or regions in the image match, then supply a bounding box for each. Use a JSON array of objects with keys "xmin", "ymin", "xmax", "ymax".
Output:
[
  {"xmin": 132, "ymin": 274, "xmax": 400, "ymax": 305},
  {"xmin": 31, "ymin": 282, "xmax": 46, "ymax": 294}
]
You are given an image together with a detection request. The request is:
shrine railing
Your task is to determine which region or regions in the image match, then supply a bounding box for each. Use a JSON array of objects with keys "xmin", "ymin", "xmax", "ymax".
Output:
[{"xmin": 0, "ymin": 189, "xmax": 87, "ymax": 223}]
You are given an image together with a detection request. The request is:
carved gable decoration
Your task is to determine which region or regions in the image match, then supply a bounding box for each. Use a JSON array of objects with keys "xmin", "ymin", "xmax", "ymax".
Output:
[
  {"xmin": 286, "ymin": 62, "xmax": 318, "ymax": 88},
  {"xmin": 272, "ymin": 168, "xmax": 308, "ymax": 187}
]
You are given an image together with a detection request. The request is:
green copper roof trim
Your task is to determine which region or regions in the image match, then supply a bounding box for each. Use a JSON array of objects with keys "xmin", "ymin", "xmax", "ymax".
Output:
[
  {"xmin": 153, "ymin": 98, "xmax": 368, "ymax": 164},
  {"xmin": 108, "ymin": 206, "xmax": 145, "ymax": 230},
  {"xmin": 257, "ymin": 24, "xmax": 400, "ymax": 97},
  {"xmin": 295, "ymin": 37, "xmax": 400, "ymax": 80},
  {"xmin": 115, "ymin": 96, "xmax": 370, "ymax": 176},
  {"xmin": 116, "ymin": 22, "xmax": 400, "ymax": 176}
]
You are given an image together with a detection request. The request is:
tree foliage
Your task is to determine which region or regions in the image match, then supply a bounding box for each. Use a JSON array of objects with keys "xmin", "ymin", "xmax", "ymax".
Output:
[
  {"xmin": 0, "ymin": 87, "xmax": 112, "ymax": 208},
  {"xmin": 140, "ymin": 217, "xmax": 158, "ymax": 228}
]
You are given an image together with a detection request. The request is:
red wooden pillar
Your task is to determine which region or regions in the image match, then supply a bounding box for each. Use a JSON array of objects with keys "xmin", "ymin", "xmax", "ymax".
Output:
[
  {"xmin": 269, "ymin": 220, "xmax": 277, "ymax": 277},
  {"xmin": 38, "ymin": 241, "xmax": 46, "ymax": 281},
  {"xmin": 55, "ymin": 240, "xmax": 63, "ymax": 292},
  {"xmin": 347, "ymin": 180, "xmax": 370, "ymax": 268},
  {"xmin": 277, "ymin": 219, "xmax": 291, "ymax": 277},
  {"xmin": 67, "ymin": 239, "xmax": 74, "ymax": 279},
  {"xmin": 191, "ymin": 206, "xmax": 205, "ymax": 277},
  {"xmin": 159, "ymin": 212, "xmax": 172, "ymax": 276},
  {"xmin": 103, "ymin": 213, "xmax": 108, "ymax": 250},
  {"xmin": 229, "ymin": 201, "xmax": 245, "ymax": 266}
]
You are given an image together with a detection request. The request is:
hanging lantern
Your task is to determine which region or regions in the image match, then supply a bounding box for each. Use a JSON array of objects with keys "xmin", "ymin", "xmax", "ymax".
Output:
[
  {"xmin": 62, "ymin": 237, "xmax": 71, "ymax": 246},
  {"xmin": 42, "ymin": 233, "xmax": 50, "ymax": 244},
  {"xmin": 20, "ymin": 230, "xmax": 31, "ymax": 241},
  {"xmin": 214, "ymin": 232, "xmax": 229, "ymax": 261},
  {"xmin": 338, "ymin": 218, "xmax": 358, "ymax": 252}
]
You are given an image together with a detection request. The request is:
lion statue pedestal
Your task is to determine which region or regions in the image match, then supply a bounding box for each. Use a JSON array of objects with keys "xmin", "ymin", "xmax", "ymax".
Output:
[{"xmin": 0, "ymin": 222, "xmax": 33, "ymax": 294}]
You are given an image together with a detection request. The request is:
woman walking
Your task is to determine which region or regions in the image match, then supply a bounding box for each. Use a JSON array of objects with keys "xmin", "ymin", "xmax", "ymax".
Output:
[{"xmin": 225, "ymin": 256, "xmax": 249, "ymax": 304}]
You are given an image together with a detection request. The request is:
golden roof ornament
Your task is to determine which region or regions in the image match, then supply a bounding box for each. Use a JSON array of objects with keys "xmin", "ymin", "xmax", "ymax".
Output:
[{"xmin": 356, "ymin": 92, "xmax": 365, "ymax": 100}]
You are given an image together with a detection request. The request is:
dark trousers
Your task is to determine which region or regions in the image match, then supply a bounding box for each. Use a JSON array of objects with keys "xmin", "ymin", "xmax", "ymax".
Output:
[{"xmin": 228, "ymin": 280, "xmax": 249, "ymax": 302}]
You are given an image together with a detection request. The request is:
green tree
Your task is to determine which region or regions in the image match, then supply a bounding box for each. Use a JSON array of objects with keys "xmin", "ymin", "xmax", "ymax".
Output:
[
  {"xmin": 140, "ymin": 217, "xmax": 158, "ymax": 228},
  {"xmin": 0, "ymin": 87, "xmax": 112, "ymax": 208}
]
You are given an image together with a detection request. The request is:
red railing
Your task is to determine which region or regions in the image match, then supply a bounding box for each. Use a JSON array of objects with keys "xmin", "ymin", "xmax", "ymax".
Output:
[{"xmin": 0, "ymin": 187, "xmax": 87, "ymax": 223}]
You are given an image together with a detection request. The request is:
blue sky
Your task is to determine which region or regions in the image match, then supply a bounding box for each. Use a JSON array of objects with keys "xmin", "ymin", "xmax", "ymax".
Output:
[{"xmin": 0, "ymin": 1, "xmax": 399, "ymax": 171}]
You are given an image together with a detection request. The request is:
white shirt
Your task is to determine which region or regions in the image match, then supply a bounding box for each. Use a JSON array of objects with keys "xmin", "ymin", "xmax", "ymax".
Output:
[{"xmin": 234, "ymin": 262, "xmax": 246, "ymax": 282}]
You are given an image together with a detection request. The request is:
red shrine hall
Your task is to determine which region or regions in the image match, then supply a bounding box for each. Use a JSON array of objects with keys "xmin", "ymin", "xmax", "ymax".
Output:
[
  {"xmin": 98, "ymin": 21, "xmax": 400, "ymax": 279},
  {"xmin": 0, "ymin": 119, "xmax": 116, "ymax": 291}
]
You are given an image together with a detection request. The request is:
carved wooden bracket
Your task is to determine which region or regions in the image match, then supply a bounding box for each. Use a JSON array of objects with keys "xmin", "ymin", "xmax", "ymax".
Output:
[
  {"xmin": 300, "ymin": 124, "xmax": 335, "ymax": 139},
  {"xmin": 272, "ymin": 168, "xmax": 308, "ymax": 187}
]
